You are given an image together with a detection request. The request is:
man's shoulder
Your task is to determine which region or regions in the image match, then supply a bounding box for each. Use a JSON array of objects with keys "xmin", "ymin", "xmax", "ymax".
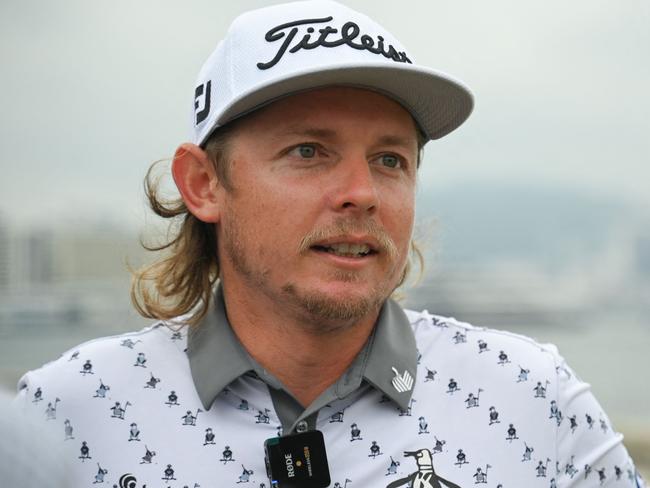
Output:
[
  {"xmin": 17, "ymin": 321, "xmax": 189, "ymax": 394},
  {"xmin": 403, "ymin": 307, "xmax": 564, "ymax": 370}
]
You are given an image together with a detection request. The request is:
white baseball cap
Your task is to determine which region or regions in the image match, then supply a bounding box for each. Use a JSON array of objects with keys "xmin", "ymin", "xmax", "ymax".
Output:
[{"xmin": 191, "ymin": 0, "xmax": 474, "ymax": 146}]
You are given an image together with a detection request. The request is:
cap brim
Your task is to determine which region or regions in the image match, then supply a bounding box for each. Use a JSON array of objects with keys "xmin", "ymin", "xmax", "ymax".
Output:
[{"xmin": 213, "ymin": 61, "xmax": 474, "ymax": 143}]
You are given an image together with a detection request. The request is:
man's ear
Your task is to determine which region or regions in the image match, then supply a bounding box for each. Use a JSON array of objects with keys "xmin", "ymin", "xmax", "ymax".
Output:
[{"xmin": 171, "ymin": 143, "xmax": 221, "ymax": 223}]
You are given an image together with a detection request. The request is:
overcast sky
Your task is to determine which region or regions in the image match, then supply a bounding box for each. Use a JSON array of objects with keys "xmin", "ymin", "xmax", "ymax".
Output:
[{"xmin": 1, "ymin": 0, "xmax": 648, "ymax": 229}]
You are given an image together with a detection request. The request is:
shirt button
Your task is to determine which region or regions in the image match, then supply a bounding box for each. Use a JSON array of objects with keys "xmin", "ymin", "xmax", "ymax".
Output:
[{"xmin": 296, "ymin": 421, "xmax": 308, "ymax": 433}]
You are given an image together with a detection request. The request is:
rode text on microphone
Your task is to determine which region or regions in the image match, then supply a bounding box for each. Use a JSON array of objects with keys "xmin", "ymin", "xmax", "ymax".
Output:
[{"xmin": 264, "ymin": 430, "xmax": 331, "ymax": 487}]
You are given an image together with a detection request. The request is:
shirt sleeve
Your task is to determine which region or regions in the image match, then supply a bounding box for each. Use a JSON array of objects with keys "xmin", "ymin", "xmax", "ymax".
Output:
[{"xmin": 552, "ymin": 349, "xmax": 646, "ymax": 488}]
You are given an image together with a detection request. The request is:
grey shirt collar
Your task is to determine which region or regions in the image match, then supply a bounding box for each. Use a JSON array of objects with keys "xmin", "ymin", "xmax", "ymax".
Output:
[{"xmin": 187, "ymin": 285, "xmax": 417, "ymax": 412}]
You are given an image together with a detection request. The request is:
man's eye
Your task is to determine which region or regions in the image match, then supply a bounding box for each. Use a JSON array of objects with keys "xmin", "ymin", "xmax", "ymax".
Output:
[
  {"xmin": 294, "ymin": 144, "xmax": 316, "ymax": 158},
  {"xmin": 379, "ymin": 154, "xmax": 400, "ymax": 168}
]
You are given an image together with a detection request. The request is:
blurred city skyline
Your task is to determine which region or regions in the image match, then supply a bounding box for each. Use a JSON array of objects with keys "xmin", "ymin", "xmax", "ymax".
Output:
[{"xmin": 1, "ymin": 182, "xmax": 649, "ymax": 431}]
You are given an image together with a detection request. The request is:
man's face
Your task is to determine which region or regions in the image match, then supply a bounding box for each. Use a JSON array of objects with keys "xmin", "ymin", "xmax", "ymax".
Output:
[{"xmin": 215, "ymin": 86, "xmax": 418, "ymax": 330}]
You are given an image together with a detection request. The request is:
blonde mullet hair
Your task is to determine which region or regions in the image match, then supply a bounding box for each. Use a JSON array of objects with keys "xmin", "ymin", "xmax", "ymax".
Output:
[{"xmin": 130, "ymin": 126, "xmax": 236, "ymax": 327}]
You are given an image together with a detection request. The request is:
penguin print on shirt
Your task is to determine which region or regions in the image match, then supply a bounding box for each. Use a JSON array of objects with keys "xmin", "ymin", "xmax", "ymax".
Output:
[
  {"xmin": 15, "ymin": 311, "xmax": 646, "ymax": 488},
  {"xmin": 386, "ymin": 449, "xmax": 462, "ymax": 488}
]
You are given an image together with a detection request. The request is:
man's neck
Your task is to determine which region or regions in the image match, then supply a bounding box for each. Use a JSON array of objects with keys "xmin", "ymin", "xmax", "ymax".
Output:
[{"xmin": 221, "ymin": 282, "xmax": 379, "ymax": 407}]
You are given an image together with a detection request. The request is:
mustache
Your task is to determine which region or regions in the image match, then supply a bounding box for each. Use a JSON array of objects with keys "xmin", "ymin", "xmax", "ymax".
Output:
[{"xmin": 298, "ymin": 218, "xmax": 398, "ymax": 260}]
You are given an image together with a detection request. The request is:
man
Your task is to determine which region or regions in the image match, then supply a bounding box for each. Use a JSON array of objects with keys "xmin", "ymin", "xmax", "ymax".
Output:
[{"xmin": 15, "ymin": 1, "xmax": 646, "ymax": 487}]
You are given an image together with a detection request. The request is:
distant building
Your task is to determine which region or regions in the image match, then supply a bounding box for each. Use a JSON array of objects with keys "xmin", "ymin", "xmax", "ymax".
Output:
[
  {"xmin": 0, "ymin": 218, "xmax": 9, "ymax": 289},
  {"xmin": 27, "ymin": 231, "xmax": 54, "ymax": 285},
  {"xmin": 0, "ymin": 221, "xmax": 150, "ymax": 330}
]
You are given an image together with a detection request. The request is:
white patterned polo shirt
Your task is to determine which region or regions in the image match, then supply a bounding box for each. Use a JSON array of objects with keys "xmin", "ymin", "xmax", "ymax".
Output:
[{"xmin": 16, "ymin": 289, "xmax": 646, "ymax": 488}]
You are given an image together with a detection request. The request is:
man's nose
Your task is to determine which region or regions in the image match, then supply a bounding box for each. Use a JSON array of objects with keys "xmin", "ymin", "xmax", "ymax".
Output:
[{"xmin": 329, "ymin": 156, "xmax": 379, "ymax": 214}]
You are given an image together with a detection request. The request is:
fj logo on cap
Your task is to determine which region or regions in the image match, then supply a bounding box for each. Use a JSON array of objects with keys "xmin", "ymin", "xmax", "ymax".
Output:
[
  {"xmin": 257, "ymin": 16, "xmax": 412, "ymax": 70},
  {"xmin": 194, "ymin": 81, "xmax": 211, "ymax": 125},
  {"xmin": 391, "ymin": 367, "xmax": 414, "ymax": 393}
]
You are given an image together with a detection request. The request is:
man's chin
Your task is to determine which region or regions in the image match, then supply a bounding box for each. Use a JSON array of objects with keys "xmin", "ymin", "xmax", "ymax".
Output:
[{"xmin": 280, "ymin": 282, "xmax": 387, "ymax": 330}]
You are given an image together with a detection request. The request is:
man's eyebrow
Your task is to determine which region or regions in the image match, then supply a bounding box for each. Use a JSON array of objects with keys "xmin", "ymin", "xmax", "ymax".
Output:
[
  {"xmin": 277, "ymin": 128, "xmax": 416, "ymax": 148},
  {"xmin": 375, "ymin": 134, "xmax": 417, "ymax": 149},
  {"xmin": 278, "ymin": 127, "xmax": 338, "ymax": 140}
]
